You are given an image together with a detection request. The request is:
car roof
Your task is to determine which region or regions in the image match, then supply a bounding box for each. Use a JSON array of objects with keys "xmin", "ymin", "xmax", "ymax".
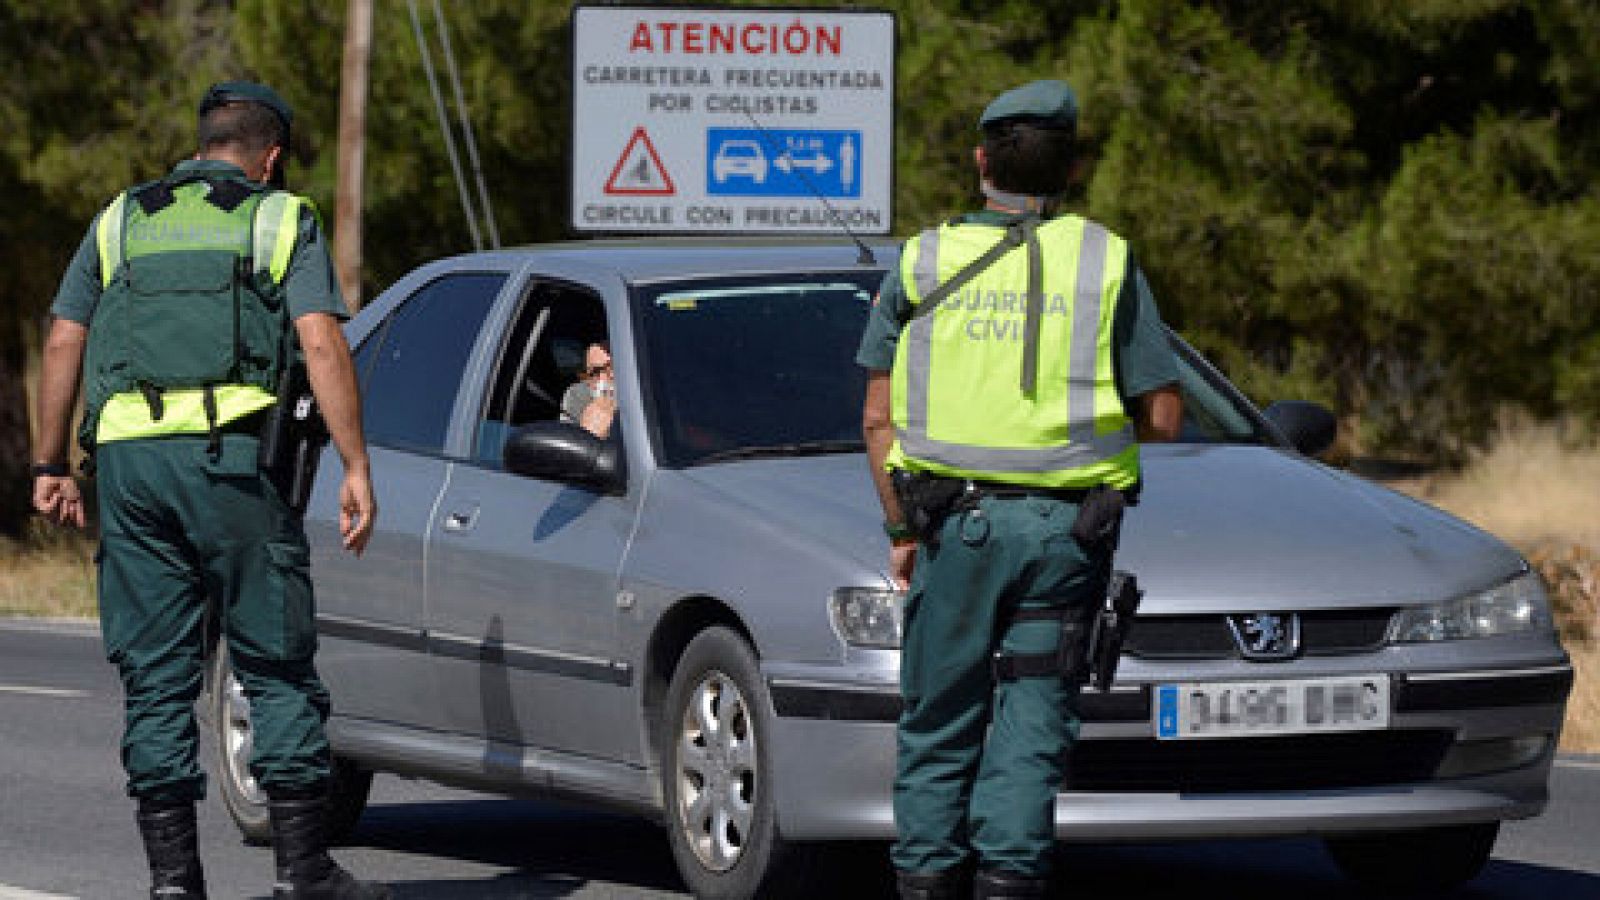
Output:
[{"xmin": 428, "ymin": 237, "xmax": 899, "ymax": 285}]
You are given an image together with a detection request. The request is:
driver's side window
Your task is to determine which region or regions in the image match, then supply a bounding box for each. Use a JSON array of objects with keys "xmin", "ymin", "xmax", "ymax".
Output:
[{"xmin": 473, "ymin": 280, "xmax": 608, "ymax": 466}]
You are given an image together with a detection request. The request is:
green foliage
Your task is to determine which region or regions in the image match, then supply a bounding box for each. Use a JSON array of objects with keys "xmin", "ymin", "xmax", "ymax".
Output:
[{"xmin": 1, "ymin": 0, "xmax": 1597, "ymax": 477}]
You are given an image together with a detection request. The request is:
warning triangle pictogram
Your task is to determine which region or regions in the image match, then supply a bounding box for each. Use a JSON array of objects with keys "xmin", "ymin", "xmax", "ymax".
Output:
[{"xmin": 604, "ymin": 127, "xmax": 676, "ymax": 196}]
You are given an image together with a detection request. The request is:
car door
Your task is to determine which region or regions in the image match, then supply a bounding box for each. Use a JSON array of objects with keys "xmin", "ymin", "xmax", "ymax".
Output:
[
  {"xmin": 425, "ymin": 277, "xmax": 641, "ymax": 760},
  {"xmin": 311, "ymin": 268, "xmax": 507, "ymax": 732}
]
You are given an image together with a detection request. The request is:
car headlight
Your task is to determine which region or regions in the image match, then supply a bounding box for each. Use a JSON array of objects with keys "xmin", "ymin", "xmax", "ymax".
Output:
[
  {"xmin": 830, "ymin": 587, "xmax": 904, "ymax": 648},
  {"xmin": 1389, "ymin": 571, "xmax": 1553, "ymax": 643}
]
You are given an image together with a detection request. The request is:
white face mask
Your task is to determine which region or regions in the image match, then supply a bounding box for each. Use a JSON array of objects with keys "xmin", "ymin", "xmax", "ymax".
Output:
[{"xmin": 592, "ymin": 377, "xmax": 615, "ymax": 398}]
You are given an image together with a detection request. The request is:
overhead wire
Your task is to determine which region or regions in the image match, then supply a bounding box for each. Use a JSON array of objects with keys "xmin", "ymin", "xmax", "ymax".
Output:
[{"xmin": 408, "ymin": 0, "xmax": 483, "ymax": 251}]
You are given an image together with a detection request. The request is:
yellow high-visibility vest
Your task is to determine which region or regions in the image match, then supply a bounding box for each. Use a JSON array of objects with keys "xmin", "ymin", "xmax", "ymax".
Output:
[{"xmin": 888, "ymin": 215, "xmax": 1140, "ymax": 489}]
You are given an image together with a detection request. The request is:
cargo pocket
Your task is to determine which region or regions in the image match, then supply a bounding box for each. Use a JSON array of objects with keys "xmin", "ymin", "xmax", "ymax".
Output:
[{"xmin": 262, "ymin": 540, "xmax": 317, "ymax": 662}]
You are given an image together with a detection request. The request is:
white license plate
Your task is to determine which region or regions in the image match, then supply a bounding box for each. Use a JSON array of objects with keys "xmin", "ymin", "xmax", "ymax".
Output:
[{"xmin": 1154, "ymin": 675, "xmax": 1390, "ymax": 740}]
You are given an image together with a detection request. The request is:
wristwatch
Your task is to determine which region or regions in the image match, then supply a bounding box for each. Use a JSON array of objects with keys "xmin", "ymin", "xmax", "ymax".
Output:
[
  {"xmin": 883, "ymin": 520, "xmax": 917, "ymax": 543},
  {"xmin": 30, "ymin": 462, "xmax": 70, "ymax": 478}
]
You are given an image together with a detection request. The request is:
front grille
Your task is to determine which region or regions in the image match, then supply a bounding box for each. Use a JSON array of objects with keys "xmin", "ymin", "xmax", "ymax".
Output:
[
  {"xmin": 1124, "ymin": 608, "xmax": 1397, "ymax": 660},
  {"xmin": 1064, "ymin": 729, "xmax": 1453, "ymax": 793}
]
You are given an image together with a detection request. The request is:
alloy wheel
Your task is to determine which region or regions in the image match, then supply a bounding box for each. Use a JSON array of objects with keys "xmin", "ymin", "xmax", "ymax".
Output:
[{"xmin": 674, "ymin": 669, "xmax": 758, "ymax": 872}]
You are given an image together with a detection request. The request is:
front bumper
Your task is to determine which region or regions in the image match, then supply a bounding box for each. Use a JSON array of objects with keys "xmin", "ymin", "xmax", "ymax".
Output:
[{"xmin": 764, "ymin": 662, "xmax": 1571, "ymax": 841}]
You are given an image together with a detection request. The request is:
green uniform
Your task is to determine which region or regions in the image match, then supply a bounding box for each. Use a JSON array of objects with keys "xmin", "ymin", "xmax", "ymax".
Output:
[
  {"xmin": 857, "ymin": 209, "xmax": 1178, "ymax": 877},
  {"xmin": 52, "ymin": 159, "xmax": 345, "ymax": 801}
]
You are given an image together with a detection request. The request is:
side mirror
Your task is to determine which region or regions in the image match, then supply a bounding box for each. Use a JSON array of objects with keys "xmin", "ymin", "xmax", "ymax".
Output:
[
  {"xmin": 503, "ymin": 421, "xmax": 625, "ymax": 493},
  {"xmin": 1263, "ymin": 400, "xmax": 1337, "ymax": 458}
]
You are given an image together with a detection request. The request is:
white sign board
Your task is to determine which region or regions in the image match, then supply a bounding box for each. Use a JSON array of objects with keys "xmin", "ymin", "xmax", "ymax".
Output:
[{"xmin": 571, "ymin": 5, "xmax": 895, "ymax": 235}]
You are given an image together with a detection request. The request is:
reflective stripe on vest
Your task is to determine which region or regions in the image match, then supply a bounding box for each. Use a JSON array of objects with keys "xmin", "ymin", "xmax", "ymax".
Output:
[
  {"xmin": 890, "ymin": 216, "xmax": 1138, "ymax": 487},
  {"xmin": 253, "ymin": 192, "xmax": 302, "ymax": 284},
  {"xmin": 96, "ymin": 385, "xmax": 277, "ymax": 444},
  {"xmin": 95, "ymin": 193, "xmax": 128, "ymax": 287}
]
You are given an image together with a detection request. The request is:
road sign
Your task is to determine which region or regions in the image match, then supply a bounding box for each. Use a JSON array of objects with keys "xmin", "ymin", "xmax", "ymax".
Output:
[
  {"xmin": 606, "ymin": 127, "xmax": 677, "ymax": 196},
  {"xmin": 571, "ymin": 5, "xmax": 895, "ymax": 235},
  {"xmin": 706, "ymin": 128, "xmax": 861, "ymax": 198}
]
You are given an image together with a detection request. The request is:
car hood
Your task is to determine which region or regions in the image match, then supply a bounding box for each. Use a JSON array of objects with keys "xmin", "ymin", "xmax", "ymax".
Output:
[
  {"xmin": 1121, "ymin": 444, "xmax": 1524, "ymax": 612},
  {"xmin": 674, "ymin": 454, "xmax": 887, "ymax": 574},
  {"xmin": 672, "ymin": 445, "xmax": 1524, "ymax": 614}
]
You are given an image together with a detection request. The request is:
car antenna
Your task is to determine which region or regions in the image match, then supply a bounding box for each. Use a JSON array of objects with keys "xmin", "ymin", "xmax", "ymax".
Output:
[{"xmin": 741, "ymin": 110, "xmax": 877, "ymax": 266}]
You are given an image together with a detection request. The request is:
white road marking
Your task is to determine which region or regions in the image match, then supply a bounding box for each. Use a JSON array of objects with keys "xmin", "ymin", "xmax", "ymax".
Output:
[
  {"xmin": 0, "ymin": 886, "xmax": 75, "ymax": 899},
  {"xmin": 1556, "ymin": 756, "xmax": 1600, "ymax": 771},
  {"xmin": 0, "ymin": 685, "xmax": 89, "ymax": 699}
]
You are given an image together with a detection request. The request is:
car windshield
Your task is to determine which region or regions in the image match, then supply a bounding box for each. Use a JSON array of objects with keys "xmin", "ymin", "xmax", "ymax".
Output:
[
  {"xmin": 636, "ymin": 273, "xmax": 878, "ymax": 467},
  {"xmin": 635, "ymin": 272, "xmax": 1273, "ymax": 468}
]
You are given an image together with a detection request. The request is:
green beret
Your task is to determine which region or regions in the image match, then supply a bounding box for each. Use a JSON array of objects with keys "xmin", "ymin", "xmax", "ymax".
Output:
[
  {"xmin": 199, "ymin": 81, "xmax": 293, "ymax": 136},
  {"xmin": 978, "ymin": 80, "xmax": 1078, "ymax": 131}
]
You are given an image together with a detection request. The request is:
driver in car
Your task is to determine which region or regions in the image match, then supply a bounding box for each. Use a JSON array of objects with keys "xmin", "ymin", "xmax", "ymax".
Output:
[{"xmin": 560, "ymin": 340, "xmax": 618, "ymax": 438}]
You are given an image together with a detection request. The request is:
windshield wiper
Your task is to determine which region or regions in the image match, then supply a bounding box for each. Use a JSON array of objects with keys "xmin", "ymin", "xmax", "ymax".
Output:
[{"xmin": 694, "ymin": 440, "xmax": 865, "ymax": 466}]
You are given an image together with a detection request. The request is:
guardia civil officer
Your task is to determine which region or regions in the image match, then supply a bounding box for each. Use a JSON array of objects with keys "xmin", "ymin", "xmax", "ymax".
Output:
[
  {"xmin": 858, "ymin": 80, "xmax": 1184, "ymax": 899},
  {"xmin": 31, "ymin": 82, "xmax": 386, "ymax": 899}
]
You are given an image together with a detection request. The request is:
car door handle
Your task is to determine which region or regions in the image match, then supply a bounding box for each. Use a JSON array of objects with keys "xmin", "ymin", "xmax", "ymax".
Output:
[{"xmin": 441, "ymin": 507, "xmax": 480, "ymax": 534}]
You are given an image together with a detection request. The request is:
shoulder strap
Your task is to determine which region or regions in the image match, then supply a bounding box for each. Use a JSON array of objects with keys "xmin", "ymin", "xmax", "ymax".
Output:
[
  {"xmin": 908, "ymin": 216, "xmax": 1045, "ymax": 393},
  {"xmin": 910, "ymin": 216, "xmax": 1039, "ymax": 323},
  {"xmin": 95, "ymin": 191, "xmax": 130, "ymax": 289},
  {"xmin": 252, "ymin": 191, "xmax": 305, "ymax": 285}
]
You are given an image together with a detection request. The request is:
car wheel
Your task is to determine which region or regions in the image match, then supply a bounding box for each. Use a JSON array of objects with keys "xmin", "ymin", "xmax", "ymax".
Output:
[
  {"xmin": 1323, "ymin": 822, "xmax": 1500, "ymax": 892},
  {"xmin": 662, "ymin": 627, "xmax": 816, "ymax": 899},
  {"xmin": 207, "ymin": 645, "xmax": 373, "ymax": 845}
]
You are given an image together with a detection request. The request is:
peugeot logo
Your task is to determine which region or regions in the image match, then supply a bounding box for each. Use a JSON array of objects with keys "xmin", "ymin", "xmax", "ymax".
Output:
[{"xmin": 1227, "ymin": 612, "xmax": 1301, "ymax": 661}]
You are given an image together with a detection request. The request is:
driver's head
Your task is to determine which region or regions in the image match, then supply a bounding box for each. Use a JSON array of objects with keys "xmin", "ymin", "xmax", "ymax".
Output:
[{"xmin": 581, "ymin": 342, "xmax": 612, "ymax": 383}]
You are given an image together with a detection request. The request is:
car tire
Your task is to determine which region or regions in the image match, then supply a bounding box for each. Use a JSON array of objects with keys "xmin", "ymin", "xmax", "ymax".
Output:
[
  {"xmin": 661, "ymin": 627, "xmax": 818, "ymax": 900},
  {"xmin": 207, "ymin": 644, "xmax": 373, "ymax": 845},
  {"xmin": 1323, "ymin": 822, "xmax": 1499, "ymax": 892}
]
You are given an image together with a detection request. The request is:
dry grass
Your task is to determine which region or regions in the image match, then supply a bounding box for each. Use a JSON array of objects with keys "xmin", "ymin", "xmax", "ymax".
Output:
[
  {"xmin": 1383, "ymin": 421, "xmax": 1600, "ymax": 754},
  {"xmin": 0, "ymin": 520, "xmax": 97, "ymax": 619}
]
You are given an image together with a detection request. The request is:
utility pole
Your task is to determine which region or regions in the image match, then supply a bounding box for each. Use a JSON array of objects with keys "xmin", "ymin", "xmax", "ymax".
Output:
[{"xmin": 334, "ymin": 0, "xmax": 373, "ymax": 314}]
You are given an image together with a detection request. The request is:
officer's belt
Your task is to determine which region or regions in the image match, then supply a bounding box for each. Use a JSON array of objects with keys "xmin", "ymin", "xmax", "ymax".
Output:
[{"xmin": 920, "ymin": 474, "xmax": 1095, "ymax": 505}]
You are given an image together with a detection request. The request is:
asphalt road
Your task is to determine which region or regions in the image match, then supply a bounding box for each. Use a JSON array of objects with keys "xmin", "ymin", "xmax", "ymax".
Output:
[{"xmin": 2, "ymin": 617, "xmax": 1598, "ymax": 899}]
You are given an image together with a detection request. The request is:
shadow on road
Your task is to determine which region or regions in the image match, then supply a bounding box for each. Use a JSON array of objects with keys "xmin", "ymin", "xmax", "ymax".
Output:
[
  {"xmin": 339, "ymin": 798, "xmax": 1600, "ymax": 899},
  {"xmin": 350, "ymin": 798, "xmax": 685, "ymax": 898}
]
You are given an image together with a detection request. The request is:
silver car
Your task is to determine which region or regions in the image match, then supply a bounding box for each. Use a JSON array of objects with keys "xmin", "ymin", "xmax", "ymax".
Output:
[{"xmin": 204, "ymin": 240, "xmax": 1572, "ymax": 898}]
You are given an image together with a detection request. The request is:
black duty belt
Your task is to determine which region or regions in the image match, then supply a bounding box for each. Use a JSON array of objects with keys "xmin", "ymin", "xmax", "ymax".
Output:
[{"xmin": 924, "ymin": 475, "xmax": 1094, "ymax": 505}]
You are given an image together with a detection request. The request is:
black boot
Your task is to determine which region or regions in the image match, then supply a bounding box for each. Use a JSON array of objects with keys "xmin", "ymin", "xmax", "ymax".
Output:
[
  {"xmin": 268, "ymin": 787, "xmax": 391, "ymax": 899},
  {"xmin": 135, "ymin": 797, "xmax": 206, "ymax": 899},
  {"xmin": 973, "ymin": 868, "xmax": 1048, "ymax": 899},
  {"xmin": 897, "ymin": 867, "xmax": 967, "ymax": 900}
]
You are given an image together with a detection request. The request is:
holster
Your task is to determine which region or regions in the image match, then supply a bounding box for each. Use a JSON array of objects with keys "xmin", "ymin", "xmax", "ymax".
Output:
[
  {"xmin": 989, "ymin": 572, "xmax": 1141, "ymax": 692},
  {"xmin": 1069, "ymin": 484, "xmax": 1127, "ymax": 552},
  {"xmin": 891, "ymin": 470, "xmax": 971, "ymax": 542},
  {"xmin": 1084, "ymin": 571, "xmax": 1142, "ymax": 692},
  {"xmin": 258, "ymin": 361, "xmax": 329, "ymax": 514}
]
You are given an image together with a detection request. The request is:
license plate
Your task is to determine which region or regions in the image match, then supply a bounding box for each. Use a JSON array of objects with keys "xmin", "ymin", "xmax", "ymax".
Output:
[{"xmin": 1154, "ymin": 675, "xmax": 1390, "ymax": 740}]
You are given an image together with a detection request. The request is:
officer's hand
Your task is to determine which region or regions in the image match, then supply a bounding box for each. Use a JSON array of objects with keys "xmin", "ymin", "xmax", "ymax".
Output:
[
  {"xmin": 339, "ymin": 470, "xmax": 376, "ymax": 557},
  {"xmin": 889, "ymin": 540, "xmax": 916, "ymax": 590},
  {"xmin": 33, "ymin": 475, "xmax": 86, "ymax": 529}
]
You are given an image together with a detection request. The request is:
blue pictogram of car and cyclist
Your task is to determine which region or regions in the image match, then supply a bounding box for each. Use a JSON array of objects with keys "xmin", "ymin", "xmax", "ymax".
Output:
[{"xmin": 706, "ymin": 128, "xmax": 862, "ymax": 198}]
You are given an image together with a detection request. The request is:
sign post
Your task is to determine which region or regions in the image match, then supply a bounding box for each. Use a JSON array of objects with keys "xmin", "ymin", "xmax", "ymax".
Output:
[{"xmin": 571, "ymin": 5, "xmax": 895, "ymax": 235}]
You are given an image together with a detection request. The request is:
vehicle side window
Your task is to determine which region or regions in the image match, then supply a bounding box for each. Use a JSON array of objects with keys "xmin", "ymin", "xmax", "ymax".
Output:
[
  {"xmin": 361, "ymin": 272, "xmax": 506, "ymax": 454},
  {"xmin": 473, "ymin": 281, "xmax": 608, "ymax": 467}
]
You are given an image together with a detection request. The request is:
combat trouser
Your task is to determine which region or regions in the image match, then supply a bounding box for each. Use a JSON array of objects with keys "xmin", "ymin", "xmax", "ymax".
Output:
[
  {"xmin": 96, "ymin": 433, "xmax": 331, "ymax": 800},
  {"xmin": 892, "ymin": 494, "xmax": 1105, "ymax": 878}
]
